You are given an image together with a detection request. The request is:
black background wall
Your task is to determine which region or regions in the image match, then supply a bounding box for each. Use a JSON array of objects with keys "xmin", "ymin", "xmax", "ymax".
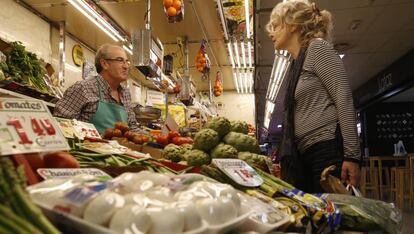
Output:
[{"xmin": 364, "ymin": 102, "xmax": 414, "ymax": 156}]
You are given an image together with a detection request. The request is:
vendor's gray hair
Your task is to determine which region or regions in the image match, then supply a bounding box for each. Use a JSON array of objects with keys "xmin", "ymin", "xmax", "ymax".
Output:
[{"xmin": 95, "ymin": 44, "xmax": 124, "ymax": 73}]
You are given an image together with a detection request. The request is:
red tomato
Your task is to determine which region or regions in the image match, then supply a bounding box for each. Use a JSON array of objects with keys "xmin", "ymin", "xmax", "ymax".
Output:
[
  {"xmin": 156, "ymin": 135, "xmax": 169, "ymax": 145},
  {"xmin": 44, "ymin": 152, "xmax": 80, "ymax": 168},
  {"xmin": 172, "ymin": 137, "xmax": 193, "ymax": 145},
  {"xmin": 167, "ymin": 131, "xmax": 181, "ymax": 142},
  {"xmin": 24, "ymin": 153, "xmax": 45, "ymax": 171}
]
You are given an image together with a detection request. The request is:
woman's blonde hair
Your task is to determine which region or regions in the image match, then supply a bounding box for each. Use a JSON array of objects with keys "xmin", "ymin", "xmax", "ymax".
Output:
[{"xmin": 266, "ymin": 0, "xmax": 333, "ymax": 47}]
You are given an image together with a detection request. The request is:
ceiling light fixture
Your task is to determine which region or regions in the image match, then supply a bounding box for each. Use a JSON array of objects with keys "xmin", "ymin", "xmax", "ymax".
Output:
[
  {"xmin": 238, "ymin": 71, "xmax": 244, "ymax": 93},
  {"xmin": 266, "ymin": 51, "xmax": 291, "ymax": 102},
  {"xmin": 339, "ymin": 54, "xmax": 345, "ymax": 59},
  {"xmin": 217, "ymin": 0, "xmax": 229, "ymax": 40},
  {"xmin": 244, "ymin": 71, "xmax": 248, "ymax": 93},
  {"xmin": 233, "ymin": 42, "xmax": 241, "ymax": 68},
  {"xmin": 227, "ymin": 42, "xmax": 235, "ymax": 68},
  {"xmin": 249, "ymin": 70, "xmax": 253, "ymax": 93},
  {"xmin": 241, "ymin": 42, "xmax": 247, "ymax": 68},
  {"xmin": 277, "ymin": 124, "xmax": 282, "ymax": 128},
  {"xmin": 247, "ymin": 41, "xmax": 252, "ymax": 68},
  {"xmin": 244, "ymin": 0, "xmax": 250, "ymax": 39},
  {"xmin": 233, "ymin": 71, "xmax": 240, "ymax": 93},
  {"xmin": 68, "ymin": 0, "xmax": 125, "ymax": 42},
  {"xmin": 122, "ymin": 45, "xmax": 132, "ymax": 55}
]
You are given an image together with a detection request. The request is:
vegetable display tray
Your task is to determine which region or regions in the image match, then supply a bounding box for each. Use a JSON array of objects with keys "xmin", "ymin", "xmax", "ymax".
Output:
[{"xmin": 0, "ymin": 80, "xmax": 58, "ymax": 103}]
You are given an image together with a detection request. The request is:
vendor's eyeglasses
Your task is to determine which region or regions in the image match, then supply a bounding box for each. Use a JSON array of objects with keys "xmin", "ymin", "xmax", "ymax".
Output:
[{"xmin": 105, "ymin": 57, "xmax": 130, "ymax": 66}]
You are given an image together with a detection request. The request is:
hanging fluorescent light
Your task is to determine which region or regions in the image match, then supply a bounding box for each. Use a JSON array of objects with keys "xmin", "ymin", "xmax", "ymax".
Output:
[
  {"xmin": 247, "ymin": 41, "xmax": 252, "ymax": 68},
  {"xmin": 233, "ymin": 71, "xmax": 240, "ymax": 93},
  {"xmin": 217, "ymin": 0, "xmax": 229, "ymax": 40},
  {"xmin": 227, "ymin": 42, "xmax": 235, "ymax": 68},
  {"xmin": 264, "ymin": 100, "xmax": 275, "ymax": 129},
  {"xmin": 243, "ymin": 71, "xmax": 248, "ymax": 93},
  {"xmin": 269, "ymin": 56, "xmax": 283, "ymax": 100},
  {"xmin": 266, "ymin": 55, "xmax": 279, "ymax": 99},
  {"xmin": 233, "ymin": 42, "xmax": 241, "ymax": 68},
  {"xmin": 68, "ymin": 0, "xmax": 125, "ymax": 42},
  {"xmin": 272, "ymin": 57, "xmax": 289, "ymax": 101},
  {"xmin": 241, "ymin": 42, "xmax": 246, "ymax": 68},
  {"xmin": 249, "ymin": 70, "xmax": 253, "ymax": 93},
  {"xmin": 238, "ymin": 71, "xmax": 244, "ymax": 93},
  {"xmin": 123, "ymin": 45, "xmax": 132, "ymax": 55},
  {"xmin": 75, "ymin": 0, "xmax": 125, "ymax": 42},
  {"xmin": 244, "ymin": 0, "xmax": 250, "ymax": 39}
]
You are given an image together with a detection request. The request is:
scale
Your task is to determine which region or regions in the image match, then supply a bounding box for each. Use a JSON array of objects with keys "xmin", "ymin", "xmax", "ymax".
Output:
[
  {"xmin": 132, "ymin": 0, "xmax": 164, "ymax": 79},
  {"xmin": 132, "ymin": 29, "xmax": 163, "ymax": 78}
]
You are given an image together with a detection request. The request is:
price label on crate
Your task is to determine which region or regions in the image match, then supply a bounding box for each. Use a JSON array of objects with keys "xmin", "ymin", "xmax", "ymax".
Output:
[
  {"xmin": 72, "ymin": 119, "xmax": 101, "ymax": 140},
  {"xmin": 0, "ymin": 98, "xmax": 69, "ymax": 156}
]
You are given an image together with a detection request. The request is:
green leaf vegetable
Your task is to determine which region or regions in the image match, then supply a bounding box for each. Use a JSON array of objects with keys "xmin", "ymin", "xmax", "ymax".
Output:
[{"xmin": 2, "ymin": 41, "xmax": 51, "ymax": 94}]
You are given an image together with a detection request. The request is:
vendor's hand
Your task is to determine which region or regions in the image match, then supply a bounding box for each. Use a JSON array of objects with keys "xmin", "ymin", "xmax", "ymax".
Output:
[{"xmin": 341, "ymin": 161, "xmax": 361, "ymax": 187}]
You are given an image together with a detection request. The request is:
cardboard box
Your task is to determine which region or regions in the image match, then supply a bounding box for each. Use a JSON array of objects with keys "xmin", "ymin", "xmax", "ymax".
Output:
[{"xmin": 142, "ymin": 145, "xmax": 163, "ymax": 159}]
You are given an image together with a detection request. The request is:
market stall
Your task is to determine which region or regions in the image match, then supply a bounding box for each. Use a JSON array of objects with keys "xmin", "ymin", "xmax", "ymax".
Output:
[{"xmin": 0, "ymin": 99, "xmax": 402, "ymax": 233}]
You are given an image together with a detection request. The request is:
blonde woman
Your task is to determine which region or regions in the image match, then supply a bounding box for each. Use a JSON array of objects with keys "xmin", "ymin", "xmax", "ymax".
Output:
[{"xmin": 267, "ymin": 0, "xmax": 360, "ymax": 193}]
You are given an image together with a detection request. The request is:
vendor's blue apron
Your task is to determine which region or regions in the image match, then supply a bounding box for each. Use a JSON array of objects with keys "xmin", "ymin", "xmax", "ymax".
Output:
[{"xmin": 89, "ymin": 77, "xmax": 128, "ymax": 133}]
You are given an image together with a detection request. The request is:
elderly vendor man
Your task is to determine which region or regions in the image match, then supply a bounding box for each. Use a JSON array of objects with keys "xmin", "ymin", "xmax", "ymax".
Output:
[{"xmin": 54, "ymin": 44, "xmax": 140, "ymax": 133}]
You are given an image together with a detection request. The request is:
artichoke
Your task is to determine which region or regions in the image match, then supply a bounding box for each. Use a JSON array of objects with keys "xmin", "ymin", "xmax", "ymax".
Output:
[
  {"xmin": 180, "ymin": 144, "xmax": 193, "ymax": 153},
  {"xmin": 210, "ymin": 143, "xmax": 238, "ymax": 159},
  {"xmin": 238, "ymin": 152, "xmax": 272, "ymax": 169},
  {"xmin": 193, "ymin": 129, "xmax": 219, "ymax": 151},
  {"xmin": 185, "ymin": 149, "xmax": 211, "ymax": 166},
  {"xmin": 230, "ymin": 121, "xmax": 249, "ymax": 134},
  {"xmin": 223, "ymin": 132, "xmax": 260, "ymax": 153},
  {"xmin": 205, "ymin": 117, "xmax": 231, "ymax": 138},
  {"xmin": 163, "ymin": 144, "xmax": 184, "ymax": 163}
]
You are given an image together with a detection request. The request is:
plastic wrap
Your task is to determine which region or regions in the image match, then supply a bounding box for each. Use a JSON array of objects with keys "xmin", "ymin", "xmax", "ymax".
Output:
[
  {"xmin": 323, "ymin": 194, "xmax": 402, "ymax": 234},
  {"xmin": 28, "ymin": 172, "xmax": 256, "ymax": 234}
]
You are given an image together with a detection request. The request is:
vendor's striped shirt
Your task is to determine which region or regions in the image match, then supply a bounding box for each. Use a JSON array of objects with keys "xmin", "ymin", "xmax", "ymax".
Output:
[{"xmin": 294, "ymin": 39, "xmax": 361, "ymax": 162}]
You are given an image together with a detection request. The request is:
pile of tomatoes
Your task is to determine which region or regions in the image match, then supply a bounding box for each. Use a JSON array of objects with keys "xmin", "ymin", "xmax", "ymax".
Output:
[{"xmin": 155, "ymin": 130, "xmax": 193, "ymax": 146}]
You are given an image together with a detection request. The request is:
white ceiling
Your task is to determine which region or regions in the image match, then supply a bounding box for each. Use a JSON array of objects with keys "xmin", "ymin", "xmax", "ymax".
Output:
[{"xmin": 255, "ymin": 0, "xmax": 414, "ymax": 135}]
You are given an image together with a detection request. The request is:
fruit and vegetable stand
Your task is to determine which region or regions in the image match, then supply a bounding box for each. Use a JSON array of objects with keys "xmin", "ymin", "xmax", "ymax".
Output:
[
  {"xmin": 0, "ymin": 99, "xmax": 403, "ymax": 233},
  {"xmin": 0, "ymin": 0, "xmax": 404, "ymax": 232}
]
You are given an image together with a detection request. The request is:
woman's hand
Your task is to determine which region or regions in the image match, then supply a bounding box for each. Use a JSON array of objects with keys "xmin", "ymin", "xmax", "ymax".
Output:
[{"xmin": 341, "ymin": 161, "xmax": 361, "ymax": 186}]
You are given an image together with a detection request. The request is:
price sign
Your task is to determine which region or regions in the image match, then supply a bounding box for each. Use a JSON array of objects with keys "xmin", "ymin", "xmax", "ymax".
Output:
[
  {"xmin": 37, "ymin": 168, "xmax": 111, "ymax": 180},
  {"xmin": 212, "ymin": 159, "xmax": 263, "ymax": 187},
  {"xmin": 0, "ymin": 98, "xmax": 69, "ymax": 156},
  {"xmin": 54, "ymin": 117, "xmax": 77, "ymax": 139},
  {"xmin": 72, "ymin": 119, "xmax": 101, "ymax": 140}
]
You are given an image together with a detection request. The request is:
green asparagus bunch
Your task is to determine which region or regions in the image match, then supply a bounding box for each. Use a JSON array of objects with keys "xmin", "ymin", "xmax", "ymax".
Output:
[{"xmin": 0, "ymin": 157, "xmax": 61, "ymax": 234}]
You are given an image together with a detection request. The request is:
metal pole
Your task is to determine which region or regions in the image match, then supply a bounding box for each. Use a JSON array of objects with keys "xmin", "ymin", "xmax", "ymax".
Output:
[
  {"xmin": 58, "ymin": 21, "xmax": 65, "ymax": 88},
  {"xmin": 145, "ymin": 0, "xmax": 151, "ymax": 30}
]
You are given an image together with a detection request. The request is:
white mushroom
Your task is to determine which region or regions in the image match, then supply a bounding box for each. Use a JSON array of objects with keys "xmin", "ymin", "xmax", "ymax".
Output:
[
  {"xmin": 147, "ymin": 207, "xmax": 184, "ymax": 234},
  {"xmin": 109, "ymin": 204, "xmax": 151, "ymax": 233},
  {"xmin": 83, "ymin": 191, "xmax": 125, "ymax": 226}
]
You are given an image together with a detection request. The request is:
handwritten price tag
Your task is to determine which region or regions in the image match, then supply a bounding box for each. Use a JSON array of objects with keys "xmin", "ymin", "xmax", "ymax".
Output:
[
  {"xmin": 54, "ymin": 117, "xmax": 76, "ymax": 139},
  {"xmin": 0, "ymin": 98, "xmax": 69, "ymax": 156},
  {"xmin": 72, "ymin": 120, "xmax": 101, "ymax": 140},
  {"xmin": 212, "ymin": 159, "xmax": 263, "ymax": 187}
]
